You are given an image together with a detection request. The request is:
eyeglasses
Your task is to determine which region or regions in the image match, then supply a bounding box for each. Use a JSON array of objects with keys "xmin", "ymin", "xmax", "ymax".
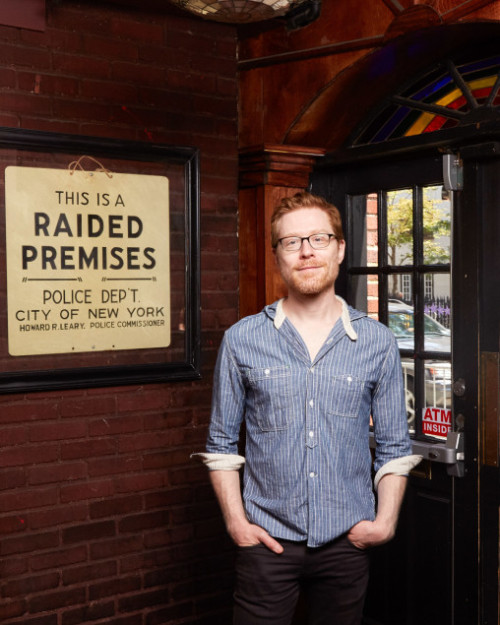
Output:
[{"xmin": 276, "ymin": 233, "xmax": 337, "ymax": 253}]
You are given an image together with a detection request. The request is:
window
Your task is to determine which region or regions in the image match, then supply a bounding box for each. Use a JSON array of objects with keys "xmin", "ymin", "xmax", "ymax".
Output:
[{"xmin": 347, "ymin": 185, "xmax": 451, "ymax": 438}]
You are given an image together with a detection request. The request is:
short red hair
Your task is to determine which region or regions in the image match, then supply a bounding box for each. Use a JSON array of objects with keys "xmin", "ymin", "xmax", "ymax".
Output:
[{"xmin": 271, "ymin": 191, "xmax": 344, "ymax": 248}]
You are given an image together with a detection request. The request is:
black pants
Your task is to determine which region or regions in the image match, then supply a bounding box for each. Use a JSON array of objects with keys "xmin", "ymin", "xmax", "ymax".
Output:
[{"xmin": 233, "ymin": 534, "xmax": 370, "ymax": 625}]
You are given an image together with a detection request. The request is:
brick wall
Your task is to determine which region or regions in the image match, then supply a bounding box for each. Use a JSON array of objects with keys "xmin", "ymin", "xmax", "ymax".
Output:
[{"xmin": 0, "ymin": 2, "xmax": 238, "ymax": 624}]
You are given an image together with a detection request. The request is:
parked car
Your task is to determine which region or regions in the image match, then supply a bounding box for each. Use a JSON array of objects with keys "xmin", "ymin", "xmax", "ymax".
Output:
[{"xmin": 388, "ymin": 301, "xmax": 451, "ymax": 430}]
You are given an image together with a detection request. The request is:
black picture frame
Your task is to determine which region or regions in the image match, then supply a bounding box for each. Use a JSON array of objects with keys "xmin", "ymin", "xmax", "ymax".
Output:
[{"xmin": 0, "ymin": 126, "xmax": 201, "ymax": 393}]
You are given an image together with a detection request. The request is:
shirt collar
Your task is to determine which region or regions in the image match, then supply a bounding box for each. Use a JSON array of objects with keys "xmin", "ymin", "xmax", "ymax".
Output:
[{"xmin": 274, "ymin": 296, "xmax": 358, "ymax": 341}]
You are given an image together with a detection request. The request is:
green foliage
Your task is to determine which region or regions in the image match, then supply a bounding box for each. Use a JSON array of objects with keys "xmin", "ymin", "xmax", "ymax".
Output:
[{"xmin": 387, "ymin": 188, "xmax": 450, "ymax": 266}]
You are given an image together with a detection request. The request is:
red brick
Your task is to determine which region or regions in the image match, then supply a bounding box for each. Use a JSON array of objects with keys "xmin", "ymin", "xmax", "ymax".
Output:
[
  {"xmin": 49, "ymin": 5, "xmax": 111, "ymax": 35},
  {"xmin": 62, "ymin": 520, "xmax": 116, "ymax": 544},
  {"xmin": 89, "ymin": 494, "xmax": 142, "ymax": 519},
  {"xmin": 28, "ymin": 503, "xmax": 88, "ymax": 530},
  {"xmin": 2, "ymin": 572, "xmax": 60, "ymax": 598},
  {"xmin": 117, "ymin": 431, "xmax": 170, "ymax": 453},
  {"xmin": 118, "ymin": 510, "xmax": 170, "ymax": 533},
  {"xmin": 17, "ymin": 71, "xmax": 79, "ymax": 97},
  {"xmin": 0, "ymin": 66, "xmax": 16, "ymax": 87},
  {"xmin": 0, "ymin": 514, "xmax": 28, "ymax": 534},
  {"xmin": 62, "ymin": 560, "xmax": 117, "ymax": 586},
  {"xmin": 59, "ymin": 396, "xmax": 116, "ymax": 418},
  {"xmin": 112, "ymin": 61, "xmax": 164, "ymax": 86},
  {"xmin": 83, "ymin": 34, "xmax": 138, "ymax": 61},
  {"xmin": 89, "ymin": 535, "xmax": 143, "ymax": 560},
  {"xmin": 143, "ymin": 602, "xmax": 192, "ymax": 624},
  {"xmin": 53, "ymin": 98, "xmax": 114, "ymax": 123},
  {"xmin": 0, "ymin": 599, "xmax": 27, "ymax": 621},
  {"xmin": 110, "ymin": 17, "xmax": 164, "ymax": 43},
  {"xmin": 0, "ymin": 486, "xmax": 58, "ymax": 513},
  {"xmin": 80, "ymin": 79, "xmax": 138, "ymax": 103},
  {"xmin": 0, "ymin": 112, "xmax": 19, "ymax": 127},
  {"xmin": 114, "ymin": 472, "xmax": 163, "ymax": 494},
  {"xmin": 88, "ymin": 415, "xmax": 142, "ymax": 437},
  {"xmin": 18, "ymin": 116, "xmax": 81, "ymax": 135},
  {"xmin": 142, "ymin": 410, "xmax": 192, "ymax": 431},
  {"xmin": 27, "ymin": 461, "xmax": 87, "ymax": 486},
  {"xmin": 1, "ymin": 426, "xmax": 27, "ymax": 445},
  {"xmin": 144, "ymin": 487, "xmax": 193, "ymax": 510},
  {"xmin": 29, "ymin": 421, "xmax": 87, "ymax": 442},
  {"xmin": 0, "ymin": 555, "xmax": 28, "ymax": 578},
  {"xmin": 88, "ymin": 574, "xmax": 142, "ymax": 601},
  {"xmin": 45, "ymin": 27, "xmax": 84, "ymax": 54},
  {"xmin": 88, "ymin": 455, "xmax": 142, "ymax": 477},
  {"xmin": 138, "ymin": 86, "xmax": 193, "ymax": 112},
  {"xmin": 61, "ymin": 601, "xmax": 115, "ymax": 625},
  {"xmin": 0, "ymin": 92, "xmax": 52, "ymax": 116},
  {"xmin": 28, "ymin": 588, "xmax": 87, "ymax": 613},
  {"xmin": 60, "ymin": 437, "xmax": 117, "ymax": 460},
  {"xmin": 164, "ymin": 69, "xmax": 216, "ymax": 93},
  {"xmin": 0, "ymin": 24, "xmax": 20, "ymax": 42},
  {"xmin": 52, "ymin": 52, "xmax": 111, "ymax": 78},
  {"xmin": 10, "ymin": 615, "xmax": 58, "ymax": 625},
  {"xmin": 60, "ymin": 480, "xmax": 114, "ymax": 503},
  {"xmin": 0, "ymin": 443, "xmax": 59, "ymax": 468},
  {"xmin": 1, "ymin": 530, "xmax": 59, "ymax": 556},
  {"xmin": 30, "ymin": 546, "xmax": 87, "ymax": 572},
  {"xmin": 0, "ymin": 42, "xmax": 51, "ymax": 68},
  {"xmin": 118, "ymin": 589, "xmax": 168, "ymax": 612}
]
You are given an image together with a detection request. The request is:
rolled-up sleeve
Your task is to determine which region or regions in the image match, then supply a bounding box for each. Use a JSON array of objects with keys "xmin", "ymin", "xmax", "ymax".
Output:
[
  {"xmin": 205, "ymin": 333, "xmax": 246, "ymax": 456},
  {"xmin": 371, "ymin": 333, "xmax": 413, "ymax": 474}
]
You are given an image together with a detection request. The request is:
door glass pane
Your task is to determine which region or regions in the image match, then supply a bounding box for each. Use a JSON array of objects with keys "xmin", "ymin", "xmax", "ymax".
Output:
[
  {"xmin": 388, "ymin": 276, "xmax": 414, "ymax": 349},
  {"xmin": 424, "ymin": 273, "xmax": 451, "ymax": 352},
  {"xmin": 423, "ymin": 358, "xmax": 452, "ymax": 440},
  {"xmin": 387, "ymin": 188, "xmax": 413, "ymax": 266},
  {"xmin": 423, "ymin": 185, "xmax": 451, "ymax": 265},
  {"xmin": 401, "ymin": 360, "xmax": 416, "ymax": 434},
  {"xmin": 347, "ymin": 180, "xmax": 452, "ymax": 441},
  {"xmin": 388, "ymin": 273, "xmax": 413, "ymax": 305}
]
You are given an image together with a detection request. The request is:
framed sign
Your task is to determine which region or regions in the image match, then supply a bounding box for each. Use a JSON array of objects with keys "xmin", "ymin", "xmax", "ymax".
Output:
[{"xmin": 0, "ymin": 127, "xmax": 200, "ymax": 392}]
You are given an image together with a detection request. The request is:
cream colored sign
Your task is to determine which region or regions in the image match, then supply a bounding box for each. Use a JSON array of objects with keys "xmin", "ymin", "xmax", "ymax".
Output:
[{"xmin": 5, "ymin": 166, "xmax": 170, "ymax": 355}]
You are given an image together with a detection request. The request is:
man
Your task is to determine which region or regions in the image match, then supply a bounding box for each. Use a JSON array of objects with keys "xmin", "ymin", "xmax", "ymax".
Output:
[{"xmin": 194, "ymin": 191, "xmax": 421, "ymax": 625}]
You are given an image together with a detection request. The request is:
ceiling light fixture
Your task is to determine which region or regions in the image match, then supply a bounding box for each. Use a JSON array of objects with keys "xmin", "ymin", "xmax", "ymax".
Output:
[{"xmin": 168, "ymin": 0, "xmax": 318, "ymax": 24}]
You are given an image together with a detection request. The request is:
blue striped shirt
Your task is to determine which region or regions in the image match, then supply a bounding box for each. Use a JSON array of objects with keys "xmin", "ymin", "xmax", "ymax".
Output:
[{"xmin": 206, "ymin": 298, "xmax": 412, "ymax": 547}]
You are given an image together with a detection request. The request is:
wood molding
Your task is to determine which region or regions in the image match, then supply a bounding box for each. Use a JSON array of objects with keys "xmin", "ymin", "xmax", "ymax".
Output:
[{"xmin": 239, "ymin": 144, "xmax": 325, "ymax": 188}]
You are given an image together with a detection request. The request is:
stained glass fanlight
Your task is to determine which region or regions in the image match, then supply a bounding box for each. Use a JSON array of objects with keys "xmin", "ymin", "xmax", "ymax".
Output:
[{"xmin": 354, "ymin": 54, "xmax": 500, "ymax": 146}]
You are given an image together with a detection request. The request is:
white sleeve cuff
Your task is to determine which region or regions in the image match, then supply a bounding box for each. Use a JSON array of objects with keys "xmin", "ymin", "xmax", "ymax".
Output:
[
  {"xmin": 190, "ymin": 452, "xmax": 246, "ymax": 471},
  {"xmin": 374, "ymin": 454, "xmax": 423, "ymax": 491}
]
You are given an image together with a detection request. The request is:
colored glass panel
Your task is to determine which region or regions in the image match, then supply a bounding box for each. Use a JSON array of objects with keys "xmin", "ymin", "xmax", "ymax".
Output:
[{"xmin": 351, "ymin": 56, "xmax": 500, "ymax": 146}]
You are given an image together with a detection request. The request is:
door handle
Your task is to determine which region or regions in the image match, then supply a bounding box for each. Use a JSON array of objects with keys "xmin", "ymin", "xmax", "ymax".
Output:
[
  {"xmin": 411, "ymin": 431, "xmax": 465, "ymax": 477},
  {"xmin": 369, "ymin": 430, "xmax": 465, "ymax": 477}
]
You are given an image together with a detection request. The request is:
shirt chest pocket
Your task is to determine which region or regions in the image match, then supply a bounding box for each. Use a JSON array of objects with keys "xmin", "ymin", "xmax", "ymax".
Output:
[
  {"xmin": 327, "ymin": 374, "xmax": 366, "ymax": 418},
  {"xmin": 246, "ymin": 366, "xmax": 293, "ymax": 432}
]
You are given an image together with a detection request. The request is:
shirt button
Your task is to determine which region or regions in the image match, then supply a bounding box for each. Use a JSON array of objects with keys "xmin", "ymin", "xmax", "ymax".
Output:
[
  {"xmin": 309, "ymin": 472, "xmax": 316, "ymax": 478},
  {"xmin": 309, "ymin": 399, "xmax": 314, "ymax": 407},
  {"xmin": 347, "ymin": 376, "xmax": 353, "ymax": 383},
  {"xmin": 264, "ymin": 369, "xmax": 270, "ymax": 375},
  {"xmin": 309, "ymin": 431, "xmax": 314, "ymax": 438}
]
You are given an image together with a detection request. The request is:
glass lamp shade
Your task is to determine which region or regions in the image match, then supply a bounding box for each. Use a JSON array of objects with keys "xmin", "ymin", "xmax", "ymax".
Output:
[{"xmin": 169, "ymin": 0, "xmax": 310, "ymax": 23}]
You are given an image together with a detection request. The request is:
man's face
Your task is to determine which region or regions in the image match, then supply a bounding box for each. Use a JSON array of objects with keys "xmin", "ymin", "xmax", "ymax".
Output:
[{"xmin": 274, "ymin": 207, "xmax": 345, "ymax": 297}]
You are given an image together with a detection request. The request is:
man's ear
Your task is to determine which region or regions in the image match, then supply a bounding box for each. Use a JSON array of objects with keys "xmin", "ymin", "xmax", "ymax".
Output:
[{"xmin": 337, "ymin": 239, "xmax": 346, "ymax": 264}]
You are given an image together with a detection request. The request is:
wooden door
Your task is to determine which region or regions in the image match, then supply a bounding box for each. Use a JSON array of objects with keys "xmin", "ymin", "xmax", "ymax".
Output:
[{"xmin": 310, "ymin": 147, "xmax": 490, "ymax": 625}]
